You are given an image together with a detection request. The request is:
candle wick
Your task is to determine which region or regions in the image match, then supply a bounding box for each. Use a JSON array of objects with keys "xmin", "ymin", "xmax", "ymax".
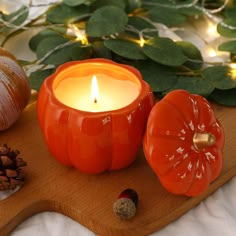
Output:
[{"xmin": 94, "ymin": 98, "xmax": 97, "ymax": 104}]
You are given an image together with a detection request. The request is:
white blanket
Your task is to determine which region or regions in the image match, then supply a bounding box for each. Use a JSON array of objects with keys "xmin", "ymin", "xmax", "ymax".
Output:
[{"xmin": 10, "ymin": 177, "xmax": 236, "ymax": 236}]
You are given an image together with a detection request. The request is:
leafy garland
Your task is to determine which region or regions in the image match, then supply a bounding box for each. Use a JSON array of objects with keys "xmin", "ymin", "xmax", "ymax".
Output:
[{"xmin": 1, "ymin": 0, "xmax": 236, "ymax": 106}]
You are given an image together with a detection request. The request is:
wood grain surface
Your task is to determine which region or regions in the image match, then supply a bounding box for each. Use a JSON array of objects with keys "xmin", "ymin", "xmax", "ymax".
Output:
[{"xmin": 0, "ymin": 99, "xmax": 235, "ymax": 236}]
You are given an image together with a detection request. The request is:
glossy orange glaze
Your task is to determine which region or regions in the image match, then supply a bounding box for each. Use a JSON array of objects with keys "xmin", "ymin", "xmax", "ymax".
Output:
[
  {"xmin": 37, "ymin": 59, "xmax": 154, "ymax": 174},
  {"xmin": 143, "ymin": 90, "xmax": 225, "ymax": 196}
]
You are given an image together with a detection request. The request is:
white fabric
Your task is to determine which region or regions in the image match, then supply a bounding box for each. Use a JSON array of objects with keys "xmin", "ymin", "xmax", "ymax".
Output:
[
  {"xmin": 9, "ymin": 177, "xmax": 236, "ymax": 236},
  {"xmin": 0, "ymin": 187, "xmax": 20, "ymax": 201},
  {"xmin": 1, "ymin": 1, "xmax": 236, "ymax": 235}
]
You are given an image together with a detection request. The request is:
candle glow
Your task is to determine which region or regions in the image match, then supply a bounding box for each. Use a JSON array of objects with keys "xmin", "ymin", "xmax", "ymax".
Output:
[{"xmin": 53, "ymin": 62, "xmax": 141, "ymax": 112}]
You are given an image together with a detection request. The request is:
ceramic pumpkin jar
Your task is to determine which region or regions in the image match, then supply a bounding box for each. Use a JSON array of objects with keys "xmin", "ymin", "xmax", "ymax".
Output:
[
  {"xmin": 143, "ymin": 90, "xmax": 225, "ymax": 196},
  {"xmin": 37, "ymin": 58, "xmax": 154, "ymax": 174},
  {"xmin": 0, "ymin": 48, "xmax": 31, "ymax": 131}
]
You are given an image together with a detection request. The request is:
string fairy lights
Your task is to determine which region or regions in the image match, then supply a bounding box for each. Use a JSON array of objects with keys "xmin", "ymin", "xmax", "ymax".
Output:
[
  {"xmin": 137, "ymin": 0, "xmax": 235, "ymax": 66},
  {"xmin": 229, "ymin": 63, "xmax": 236, "ymax": 80},
  {"xmin": 0, "ymin": 0, "xmax": 236, "ymax": 70},
  {"xmin": 207, "ymin": 21, "xmax": 218, "ymax": 36},
  {"xmin": 68, "ymin": 24, "xmax": 88, "ymax": 45}
]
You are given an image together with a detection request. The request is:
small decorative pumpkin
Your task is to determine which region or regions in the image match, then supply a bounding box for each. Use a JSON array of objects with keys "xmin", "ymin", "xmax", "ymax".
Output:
[
  {"xmin": 0, "ymin": 48, "xmax": 31, "ymax": 131},
  {"xmin": 37, "ymin": 58, "xmax": 154, "ymax": 174},
  {"xmin": 143, "ymin": 90, "xmax": 225, "ymax": 196}
]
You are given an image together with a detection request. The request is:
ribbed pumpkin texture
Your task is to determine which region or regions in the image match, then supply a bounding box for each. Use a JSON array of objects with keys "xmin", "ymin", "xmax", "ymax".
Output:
[
  {"xmin": 0, "ymin": 48, "xmax": 31, "ymax": 131},
  {"xmin": 143, "ymin": 90, "xmax": 225, "ymax": 196},
  {"xmin": 37, "ymin": 59, "xmax": 154, "ymax": 174}
]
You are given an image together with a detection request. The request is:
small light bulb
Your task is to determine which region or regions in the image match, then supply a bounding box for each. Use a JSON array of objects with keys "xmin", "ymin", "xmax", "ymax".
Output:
[
  {"xmin": 207, "ymin": 22, "xmax": 218, "ymax": 36},
  {"xmin": 229, "ymin": 63, "xmax": 236, "ymax": 80},
  {"xmin": 69, "ymin": 24, "xmax": 88, "ymax": 45},
  {"xmin": 229, "ymin": 63, "xmax": 236, "ymax": 69},
  {"xmin": 208, "ymin": 49, "xmax": 217, "ymax": 57},
  {"xmin": 139, "ymin": 38, "xmax": 145, "ymax": 47}
]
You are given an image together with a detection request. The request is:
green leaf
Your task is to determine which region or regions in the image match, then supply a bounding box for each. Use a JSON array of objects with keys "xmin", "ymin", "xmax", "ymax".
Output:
[
  {"xmin": 86, "ymin": 6, "xmax": 128, "ymax": 37},
  {"xmin": 91, "ymin": 0, "xmax": 126, "ymax": 10},
  {"xmin": 203, "ymin": 66, "xmax": 236, "ymax": 90},
  {"xmin": 29, "ymin": 69, "xmax": 54, "ymax": 91},
  {"xmin": 63, "ymin": 0, "xmax": 87, "ymax": 7},
  {"xmin": 46, "ymin": 3, "xmax": 89, "ymax": 24},
  {"xmin": 223, "ymin": 6, "xmax": 236, "ymax": 19},
  {"xmin": 36, "ymin": 35, "xmax": 91, "ymax": 65},
  {"xmin": 125, "ymin": 0, "xmax": 142, "ymax": 13},
  {"xmin": 35, "ymin": 36, "xmax": 86, "ymax": 65},
  {"xmin": 127, "ymin": 16, "xmax": 158, "ymax": 38},
  {"xmin": 148, "ymin": 6, "xmax": 186, "ymax": 26},
  {"xmin": 142, "ymin": 0, "xmax": 194, "ymax": 9},
  {"xmin": 176, "ymin": 41, "xmax": 203, "ymax": 70},
  {"xmin": 179, "ymin": 6, "xmax": 202, "ymax": 15},
  {"xmin": 218, "ymin": 40, "xmax": 236, "ymax": 53},
  {"xmin": 210, "ymin": 88, "xmax": 236, "ymax": 106},
  {"xmin": 217, "ymin": 19, "xmax": 236, "ymax": 38},
  {"xmin": 167, "ymin": 76, "xmax": 214, "ymax": 97},
  {"xmin": 142, "ymin": 37, "xmax": 187, "ymax": 66},
  {"xmin": 70, "ymin": 45, "xmax": 92, "ymax": 60},
  {"xmin": 135, "ymin": 60, "xmax": 177, "ymax": 92},
  {"xmin": 0, "ymin": 6, "xmax": 29, "ymax": 32},
  {"xmin": 36, "ymin": 35, "xmax": 68, "ymax": 60},
  {"xmin": 104, "ymin": 39, "xmax": 147, "ymax": 60},
  {"xmin": 29, "ymin": 27, "xmax": 66, "ymax": 52},
  {"xmin": 92, "ymin": 41, "xmax": 113, "ymax": 59}
]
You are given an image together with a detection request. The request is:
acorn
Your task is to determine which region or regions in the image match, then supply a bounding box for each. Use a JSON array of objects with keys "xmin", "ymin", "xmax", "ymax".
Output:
[
  {"xmin": 113, "ymin": 188, "xmax": 138, "ymax": 220},
  {"xmin": 0, "ymin": 144, "xmax": 27, "ymax": 191}
]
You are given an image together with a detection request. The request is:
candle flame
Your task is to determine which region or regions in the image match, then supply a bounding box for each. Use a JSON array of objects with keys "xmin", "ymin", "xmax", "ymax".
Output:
[{"xmin": 91, "ymin": 75, "xmax": 99, "ymax": 104}]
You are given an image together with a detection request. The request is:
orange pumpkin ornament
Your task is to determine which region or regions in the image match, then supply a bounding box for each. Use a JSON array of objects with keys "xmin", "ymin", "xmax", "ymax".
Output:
[
  {"xmin": 37, "ymin": 59, "xmax": 154, "ymax": 174},
  {"xmin": 0, "ymin": 48, "xmax": 30, "ymax": 131},
  {"xmin": 143, "ymin": 90, "xmax": 225, "ymax": 196}
]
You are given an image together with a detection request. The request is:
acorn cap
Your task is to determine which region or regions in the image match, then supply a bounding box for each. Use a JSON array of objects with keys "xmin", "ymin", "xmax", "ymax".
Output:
[{"xmin": 113, "ymin": 198, "xmax": 137, "ymax": 220}]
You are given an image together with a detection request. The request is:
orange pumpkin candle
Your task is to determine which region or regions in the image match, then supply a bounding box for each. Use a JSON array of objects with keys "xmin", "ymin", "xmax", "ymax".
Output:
[{"xmin": 37, "ymin": 59, "xmax": 154, "ymax": 174}]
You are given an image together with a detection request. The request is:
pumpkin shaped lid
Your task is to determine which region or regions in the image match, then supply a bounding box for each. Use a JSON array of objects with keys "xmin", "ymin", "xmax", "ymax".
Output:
[{"xmin": 143, "ymin": 90, "xmax": 225, "ymax": 196}]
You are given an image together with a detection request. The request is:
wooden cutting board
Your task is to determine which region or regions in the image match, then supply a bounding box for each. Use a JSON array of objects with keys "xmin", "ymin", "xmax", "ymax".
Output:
[{"xmin": 0, "ymin": 99, "xmax": 236, "ymax": 236}]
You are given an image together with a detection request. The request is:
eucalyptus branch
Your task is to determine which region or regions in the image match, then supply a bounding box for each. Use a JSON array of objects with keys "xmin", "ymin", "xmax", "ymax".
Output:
[
  {"xmin": 142, "ymin": 0, "xmax": 199, "ymax": 9},
  {"xmin": 29, "ymin": 0, "xmax": 60, "ymax": 8},
  {"xmin": 176, "ymin": 71, "xmax": 203, "ymax": 77},
  {"xmin": 0, "ymin": 29, "xmax": 25, "ymax": 47},
  {"xmin": 8, "ymin": 6, "xmax": 29, "ymax": 24},
  {"xmin": 1, "ymin": 0, "xmax": 235, "ymax": 105},
  {"xmin": 195, "ymin": 2, "xmax": 236, "ymax": 30},
  {"xmin": 201, "ymin": 0, "xmax": 229, "ymax": 13},
  {"xmin": 0, "ymin": 3, "xmax": 57, "ymax": 47},
  {"xmin": 67, "ymin": 13, "xmax": 93, "ymax": 24},
  {"xmin": 0, "ymin": 18, "xmax": 28, "ymax": 31},
  {"xmin": 31, "ymin": 40, "xmax": 76, "ymax": 66}
]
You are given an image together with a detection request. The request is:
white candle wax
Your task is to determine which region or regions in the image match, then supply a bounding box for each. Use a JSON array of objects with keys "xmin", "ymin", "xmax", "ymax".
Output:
[{"xmin": 53, "ymin": 74, "xmax": 140, "ymax": 112}]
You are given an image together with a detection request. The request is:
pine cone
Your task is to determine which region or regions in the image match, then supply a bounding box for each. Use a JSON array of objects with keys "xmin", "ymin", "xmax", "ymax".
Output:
[{"xmin": 0, "ymin": 144, "xmax": 27, "ymax": 191}]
